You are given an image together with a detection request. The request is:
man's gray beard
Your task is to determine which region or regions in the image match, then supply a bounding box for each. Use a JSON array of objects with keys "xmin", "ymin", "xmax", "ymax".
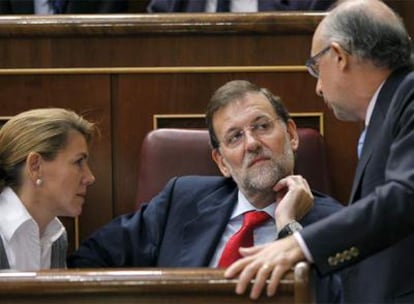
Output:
[
  {"xmin": 241, "ymin": 137, "xmax": 295, "ymax": 196},
  {"xmin": 242, "ymin": 155, "xmax": 291, "ymax": 194},
  {"xmin": 222, "ymin": 137, "xmax": 295, "ymax": 197}
]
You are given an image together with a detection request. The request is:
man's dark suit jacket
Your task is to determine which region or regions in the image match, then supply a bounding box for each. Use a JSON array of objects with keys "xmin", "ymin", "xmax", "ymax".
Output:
[
  {"xmin": 68, "ymin": 175, "xmax": 343, "ymax": 302},
  {"xmin": 0, "ymin": 0, "xmax": 127, "ymax": 14},
  {"xmin": 147, "ymin": 0, "xmax": 335, "ymax": 13},
  {"xmin": 301, "ymin": 67, "xmax": 414, "ymax": 303}
]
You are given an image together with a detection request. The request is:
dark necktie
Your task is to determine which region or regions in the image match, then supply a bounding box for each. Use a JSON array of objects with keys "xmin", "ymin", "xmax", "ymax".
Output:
[
  {"xmin": 218, "ymin": 211, "xmax": 271, "ymax": 268},
  {"xmin": 49, "ymin": 0, "xmax": 67, "ymax": 14},
  {"xmin": 216, "ymin": 0, "xmax": 230, "ymax": 12}
]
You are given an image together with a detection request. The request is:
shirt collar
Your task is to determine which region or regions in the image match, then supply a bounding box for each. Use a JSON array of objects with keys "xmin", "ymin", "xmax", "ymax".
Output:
[
  {"xmin": 42, "ymin": 218, "xmax": 65, "ymax": 244},
  {"xmin": 229, "ymin": 190, "xmax": 275, "ymax": 220},
  {"xmin": 365, "ymin": 80, "xmax": 385, "ymax": 127},
  {"xmin": 0, "ymin": 187, "xmax": 32, "ymax": 241},
  {"xmin": 0, "ymin": 187, "xmax": 64, "ymax": 243}
]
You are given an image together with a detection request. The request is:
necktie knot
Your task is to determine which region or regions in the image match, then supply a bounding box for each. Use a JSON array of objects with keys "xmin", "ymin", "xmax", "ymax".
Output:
[
  {"xmin": 243, "ymin": 211, "xmax": 271, "ymax": 229},
  {"xmin": 217, "ymin": 210, "xmax": 270, "ymax": 268}
]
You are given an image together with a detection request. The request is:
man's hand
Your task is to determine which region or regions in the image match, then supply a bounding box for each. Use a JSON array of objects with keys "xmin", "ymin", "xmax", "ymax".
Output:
[
  {"xmin": 273, "ymin": 175, "xmax": 313, "ymax": 230},
  {"xmin": 224, "ymin": 236, "xmax": 305, "ymax": 300}
]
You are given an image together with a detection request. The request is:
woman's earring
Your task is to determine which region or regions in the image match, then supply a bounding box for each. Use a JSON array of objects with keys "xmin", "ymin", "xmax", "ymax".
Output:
[{"xmin": 35, "ymin": 178, "xmax": 43, "ymax": 186}]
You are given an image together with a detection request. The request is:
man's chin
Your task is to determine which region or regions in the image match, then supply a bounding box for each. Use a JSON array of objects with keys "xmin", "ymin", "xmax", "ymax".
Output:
[{"xmin": 246, "ymin": 174, "xmax": 278, "ymax": 191}]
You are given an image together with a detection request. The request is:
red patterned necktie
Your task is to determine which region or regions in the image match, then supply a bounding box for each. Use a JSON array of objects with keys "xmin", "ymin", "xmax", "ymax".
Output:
[{"xmin": 218, "ymin": 210, "xmax": 271, "ymax": 268}]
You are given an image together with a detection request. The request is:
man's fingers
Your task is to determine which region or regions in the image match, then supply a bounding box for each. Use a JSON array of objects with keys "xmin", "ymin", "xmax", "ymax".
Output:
[
  {"xmin": 249, "ymin": 263, "xmax": 273, "ymax": 299},
  {"xmin": 225, "ymin": 238, "xmax": 303, "ymax": 299},
  {"xmin": 239, "ymin": 244, "xmax": 265, "ymax": 256},
  {"xmin": 234, "ymin": 260, "xmax": 260, "ymax": 295},
  {"xmin": 224, "ymin": 256, "xmax": 251, "ymax": 279},
  {"xmin": 266, "ymin": 264, "xmax": 284, "ymax": 297}
]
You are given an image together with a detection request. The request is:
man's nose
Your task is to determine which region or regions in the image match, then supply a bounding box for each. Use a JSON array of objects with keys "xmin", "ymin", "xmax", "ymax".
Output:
[
  {"xmin": 244, "ymin": 129, "xmax": 261, "ymax": 150},
  {"xmin": 316, "ymin": 78, "xmax": 323, "ymax": 97}
]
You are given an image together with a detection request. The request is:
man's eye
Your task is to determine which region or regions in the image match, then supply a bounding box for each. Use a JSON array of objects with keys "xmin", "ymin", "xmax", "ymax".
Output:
[
  {"xmin": 252, "ymin": 122, "xmax": 271, "ymax": 132},
  {"xmin": 257, "ymin": 122, "xmax": 270, "ymax": 130},
  {"xmin": 227, "ymin": 132, "xmax": 243, "ymax": 144}
]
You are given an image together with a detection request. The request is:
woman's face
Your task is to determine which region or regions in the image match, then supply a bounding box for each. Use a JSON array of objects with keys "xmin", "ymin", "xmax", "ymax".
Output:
[{"xmin": 39, "ymin": 130, "xmax": 95, "ymax": 218}]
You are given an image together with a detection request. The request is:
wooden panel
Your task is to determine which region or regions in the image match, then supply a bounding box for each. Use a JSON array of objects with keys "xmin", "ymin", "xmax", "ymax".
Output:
[
  {"xmin": 0, "ymin": 262, "xmax": 313, "ymax": 304},
  {"xmin": 0, "ymin": 35, "xmax": 316, "ymax": 68},
  {"xmin": 384, "ymin": 0, "xmax": 414, "ymax": 37},
  {"xmin": 0, "ymin": 13, "xmax": 321, "ymax": 68}
]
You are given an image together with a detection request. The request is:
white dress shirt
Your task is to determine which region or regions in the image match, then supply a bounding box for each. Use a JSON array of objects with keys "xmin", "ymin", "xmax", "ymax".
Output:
[
  {"xmin": 34, "ymin": 0, "xmax": 54, "ymax": 15},
  {"xmin": 206, "ymin": 0, "xmax": 258, "ymax": 12},
  {"xmin": 0, "ymin": 187, "xmax": 65, "ymax": 270},
  {"xmin": 209, "ymin": 190, "xmax": 276, "ymax": 267}
]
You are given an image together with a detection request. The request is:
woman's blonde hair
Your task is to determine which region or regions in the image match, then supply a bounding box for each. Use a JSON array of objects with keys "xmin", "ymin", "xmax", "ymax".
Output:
[{"xmin": 0, "ymin": 108, "xmax": 97, "ymax": 191}]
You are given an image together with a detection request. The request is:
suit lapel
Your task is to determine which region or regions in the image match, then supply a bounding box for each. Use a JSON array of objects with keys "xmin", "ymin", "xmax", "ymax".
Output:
[
  {"xmin": 349, "ymin": 68, "xmax": 411, "ymax": 203},
  {"xmin": 178, "ymin": 186, "xmax": 238, "ymax": 266}
]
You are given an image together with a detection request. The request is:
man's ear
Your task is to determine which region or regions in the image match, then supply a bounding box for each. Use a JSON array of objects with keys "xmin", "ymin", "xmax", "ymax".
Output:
[
  {"xmin": 286, "ymin": 119, "xmax": 299, "ymax": 152},
  {"xmin": 26, "ymin": 152, "xmax": 42, "ymax": 180},
  {"xmin": 331, "ymin": 41, "xmax": 350, "ymax": 72},
  {"xmin": 211, "ymin": 149, "xmax": 231, "ymax": 177}
]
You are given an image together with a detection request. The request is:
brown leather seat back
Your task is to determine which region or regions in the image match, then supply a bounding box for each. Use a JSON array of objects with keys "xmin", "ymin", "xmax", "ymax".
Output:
[{"xmin": 136, "ymin": 128, "xmax": 330, "ymax": 207}]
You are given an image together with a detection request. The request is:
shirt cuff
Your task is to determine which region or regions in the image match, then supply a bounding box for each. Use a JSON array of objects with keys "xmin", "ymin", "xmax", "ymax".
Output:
[{"xmin": 293, "ymin": 231, "xmax": 314, "ymax": 263}]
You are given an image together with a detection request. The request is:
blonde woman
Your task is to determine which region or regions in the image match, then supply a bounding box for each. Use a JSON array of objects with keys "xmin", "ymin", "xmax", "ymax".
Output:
[{"xmin": 0, "ymin": 108, "xmax": 96, "ymax": 270}]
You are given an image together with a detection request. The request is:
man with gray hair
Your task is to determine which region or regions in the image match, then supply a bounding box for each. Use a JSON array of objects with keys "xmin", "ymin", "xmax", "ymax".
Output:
[{"xmin": 225, "ymin": 1, "xmax": 414, "ymax": 303}]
